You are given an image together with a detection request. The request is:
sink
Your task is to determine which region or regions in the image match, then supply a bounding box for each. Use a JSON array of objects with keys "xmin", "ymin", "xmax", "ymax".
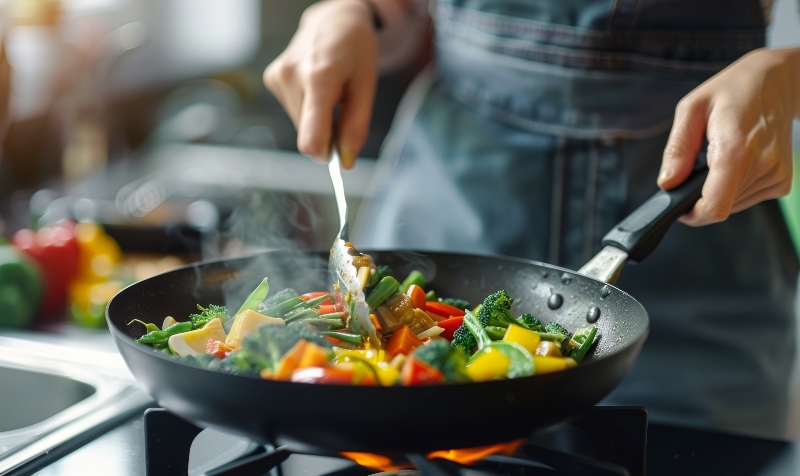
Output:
[
  {"xmin": 0, "ymin": 335, "xmax": 153, "ymax": 473},
  {"xmin": 0, "ymin": 366, "xmax": 96, "ymax": 432}
]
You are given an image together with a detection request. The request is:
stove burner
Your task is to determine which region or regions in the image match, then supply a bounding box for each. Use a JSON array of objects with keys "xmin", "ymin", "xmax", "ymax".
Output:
[{"xmin": 144, "ymin": 406, "xmax": 647, "ymax": 476}]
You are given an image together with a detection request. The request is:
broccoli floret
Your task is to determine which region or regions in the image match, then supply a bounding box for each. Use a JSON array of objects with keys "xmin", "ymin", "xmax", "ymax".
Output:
[
  {"xmin": 411, "ymin": 339, "xmax": 470, "ymax": 382},
  {"xmin": 439, "ymin": 298, "xmax": 470, "ymax": 310},
  {"xmin": 189, "ymin": 304, "xmax": 230, "ymax": 330},
  {"xmin": 544, "ymin": 322, "xmax": 571, "ymax": 340},
  {"xmin": 476, "ymin": 290, "xmax": 518, "ymax": 328},
  {"xmin": 451, "ymin": 324, "xmax": 478, "ymax": 354},
  {"xmin": 538, "ymin": 322, "xmax": 572, "ymax": 353},
  {"xmin": 518, "ymin": 313, "xmax": 544, "ymax": 332},
  {"xmin": 225, "ymin": 321, "xmax": 332, "ymax": 375}
]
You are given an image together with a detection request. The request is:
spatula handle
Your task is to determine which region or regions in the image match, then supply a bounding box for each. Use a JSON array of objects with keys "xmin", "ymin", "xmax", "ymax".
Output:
[{"xmin": 602, "ymin": 148, "xmax": 709, "ymax": 263}]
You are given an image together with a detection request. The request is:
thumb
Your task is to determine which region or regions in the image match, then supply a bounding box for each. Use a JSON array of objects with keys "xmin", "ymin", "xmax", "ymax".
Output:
[{"xmin": 659, "ymin": 96, "xmax": 709, "ymax": 190}]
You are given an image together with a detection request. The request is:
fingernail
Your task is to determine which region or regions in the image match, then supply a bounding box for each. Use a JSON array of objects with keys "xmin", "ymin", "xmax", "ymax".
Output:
[
  {"xmin": 658, "ymin": 167, "xmax": 672, "ymax": 183},
  {"xmin": 340, "ymin": 148, "xmax": 355, "ymax": 170}
]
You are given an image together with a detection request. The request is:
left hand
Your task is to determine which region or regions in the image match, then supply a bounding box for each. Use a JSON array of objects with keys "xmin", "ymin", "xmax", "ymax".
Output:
[{"xmin": 658, "ymin": 47, "xmax": 800, "ymax": 226}]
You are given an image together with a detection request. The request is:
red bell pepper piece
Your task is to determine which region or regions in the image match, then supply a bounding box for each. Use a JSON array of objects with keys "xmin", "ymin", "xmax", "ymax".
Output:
[
  {"xmin": 425, "ymin": 301, "xmax": 466, "ymax": 318},
  {"xmin": 12, "ymin": 221, "xmax": 80, "ymax": 319},
  {"xmin": 400, "ymin": 356, "xmax": 445, "ymax": 386},
  {"xmin": 436, "ymin": 315, "xmax": 464, "ymax": 341},
  {"xmin": 206, "ymin": 339, "xmax": 234, "ymax": 359}
]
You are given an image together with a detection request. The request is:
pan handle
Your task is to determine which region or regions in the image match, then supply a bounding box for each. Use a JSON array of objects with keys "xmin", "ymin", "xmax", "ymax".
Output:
[{"xmin": 602, "ymin": 148, "xmax": 709, "ymax": 263}]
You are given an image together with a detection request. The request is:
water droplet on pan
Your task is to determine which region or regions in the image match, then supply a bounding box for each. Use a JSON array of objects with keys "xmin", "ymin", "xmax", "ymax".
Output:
[
  {"xmin": 587, "ymin": 306, "xmax": 601, "ymax": 323},
  {"xmin": 600, "ymin": 285, "xmax": 611, "ymax": 298},
  {"xmin": 560, "ymin": 273, "xmax": 573, "ymax": 284},
  {"xmin": 547, "ymin": 293, "xmax": 564, "ymax": 310}
]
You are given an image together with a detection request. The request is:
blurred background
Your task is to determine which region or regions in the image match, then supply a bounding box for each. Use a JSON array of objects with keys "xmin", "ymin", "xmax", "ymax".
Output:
[{"xmin": 0, "ymin": 0, "xmax": 796, "ymax": 332}]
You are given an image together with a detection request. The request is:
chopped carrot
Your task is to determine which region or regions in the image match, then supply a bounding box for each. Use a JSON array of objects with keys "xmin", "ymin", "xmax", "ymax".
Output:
[
  {"xmin": 369, "ymin": 313, "xmax": 383, "ymax": 332},
  {"xmin": 385, "ymin": 325, "xmax": 423, "ymax": 359},
  {"xmin": 275, "ymin": 339, "xmax": 309, "ymax": 380},
  {"xmin": 318, "ymin": 304, "xmax": 337, "ymax": 315},
  {"xmin": 298, "ymin": 342, "xmax": 332, "ymax": 368},
  {"xmin": 406, "ymin": 284, "xmax": 427, "ymax": 309}
]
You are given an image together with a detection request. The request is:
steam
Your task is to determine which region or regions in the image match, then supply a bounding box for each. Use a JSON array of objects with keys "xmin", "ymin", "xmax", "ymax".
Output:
[{"xmin": 206, "ymin": 189, "xmax": 333, "ymax": 309}]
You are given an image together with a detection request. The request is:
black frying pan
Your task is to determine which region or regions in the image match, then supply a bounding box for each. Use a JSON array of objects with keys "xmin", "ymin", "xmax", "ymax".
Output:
[{"xmin": 107, "ymin": 162, "xmax": 708, "ymax": 453}]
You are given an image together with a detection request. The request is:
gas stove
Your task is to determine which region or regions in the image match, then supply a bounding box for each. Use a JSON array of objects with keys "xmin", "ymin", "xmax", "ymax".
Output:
[
  {"xmin": 10, "ymin": 401, "xmax": 799, "ymax": 476},
  {"xmin": 144, "ymin": 406, "xmax": 646, "ymax": 476}
]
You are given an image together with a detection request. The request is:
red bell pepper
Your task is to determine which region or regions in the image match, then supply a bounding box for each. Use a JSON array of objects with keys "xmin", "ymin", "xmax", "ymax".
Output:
[
  {"xmin": 436, "ymin": 315, "xmax": 464, "ymax": 341},
  {"xmin": 425, "ymin": 301, "xmax": 466, "ymax": 318},
  {"xmin": 400, "ymin": 356, "xmax": 445, "ymax": 385},
  {"xmin": 12, "ymin": 221, "xmax": 80, "ymax": 319}
]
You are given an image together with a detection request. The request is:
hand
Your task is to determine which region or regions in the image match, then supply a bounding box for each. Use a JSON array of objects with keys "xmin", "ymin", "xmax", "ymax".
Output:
[
  {"xmin": 658, "ymin": 47, "xmax": 800, "ymax": 226},
  {"xmin": 263, "ymin": 0, "xmax": 378, "ymax": 168}
]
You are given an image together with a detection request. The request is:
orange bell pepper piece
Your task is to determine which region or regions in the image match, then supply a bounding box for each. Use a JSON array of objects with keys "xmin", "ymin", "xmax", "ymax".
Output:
[{"xmin": 385, "ymin": 325, "xmax": 423, "ymax": 358}]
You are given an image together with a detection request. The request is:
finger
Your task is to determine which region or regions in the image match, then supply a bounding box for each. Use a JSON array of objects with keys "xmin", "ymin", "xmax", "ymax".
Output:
[
  {"xmin": 297, "ymin": 81, "xmax": 343, "ymax": 161},
  {"xmin": 263, "ymin": 62, "xmax": 303, "ymax": 127},
  {"xmin": 659, "ymin": 95, "xmax": 709, "ymax": 190},
  {"xmin": 731, "ymin": 181, "xmax": 792, "ymax": 214},
  {"xmin": 336, "ymin": 66, "xmax": 377, "ymax": 169},
  {"xmin": 679, "ymin": 165, "xmax": 748, "ymax": 227}
]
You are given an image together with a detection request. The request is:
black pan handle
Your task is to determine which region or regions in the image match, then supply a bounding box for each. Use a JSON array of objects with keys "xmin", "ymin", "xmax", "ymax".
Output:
[{"xmin": 602, "ymin": 148, "xmax": 709, "ymax": 263}]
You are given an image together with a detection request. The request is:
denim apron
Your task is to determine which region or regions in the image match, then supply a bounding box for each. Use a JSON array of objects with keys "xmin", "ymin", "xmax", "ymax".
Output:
[{"xmin": 355, "ymin": 0, "xmax": 799, "ymax": 439}]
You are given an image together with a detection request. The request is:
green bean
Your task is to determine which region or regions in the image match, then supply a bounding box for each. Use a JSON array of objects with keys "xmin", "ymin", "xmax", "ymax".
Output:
[
  {"xmin": 366, "ymin": 276, "xmax": 400, "ymax": 309},
  {"xmin": 300, "ymin": 294, "xmax": 332, "ymax": 309},
  {"xmin": 318, "ymin": 312, "xmax": 345, "ymax": 320},
  {"xmin": 137, "ymin": 321, "xmax": 192, "ymax": 345},
  {"xmin": 283, "ymin": 308, "xmax": 319, "ymax": 324},
  {"xmin": 321, "ymin": 331, "xmax": 364, "ymax": 345},
  {"xmin": 302, "ymin": 318, "xmax": 346, "ymax": 330},
  {"xmin": 399, "ymin": 270, "xmax": 426, "ymax": 293},
  {"xmin": 128, "ymin": 319, "xmax": 160, "ymax": 334},
  {"xmin": 263, "ymin": 297, "xmax": 304, "ymax": 317}
]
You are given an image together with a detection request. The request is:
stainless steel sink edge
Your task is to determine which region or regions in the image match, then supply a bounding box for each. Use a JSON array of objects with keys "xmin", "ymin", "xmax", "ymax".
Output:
[{"xmin": 0, "ymin": 337, "xmax": 154, "ymax": 474}]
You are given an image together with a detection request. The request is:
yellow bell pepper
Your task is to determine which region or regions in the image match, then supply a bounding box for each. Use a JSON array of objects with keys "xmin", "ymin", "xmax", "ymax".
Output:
[
  {"xmin": 75, "ymin": 222, "xmax": 122, "ymax": 281},
  {"xmin": 69, "ymin": 279, "xmax": 124, "ymax": 327},
  {"xmin": 466, "ymin": 347, "xmax": 510, "ymax": 382},
  {"xmin": 334, "ymin": 351, "xmax": 398, "ymax": 386},
  {"xmin": 532, "ymin": 356, "xmax": 569, "ymax": 374},
  {"xmin": 503, "ymin": 325, "xmax": 541, "ymax": 355}
]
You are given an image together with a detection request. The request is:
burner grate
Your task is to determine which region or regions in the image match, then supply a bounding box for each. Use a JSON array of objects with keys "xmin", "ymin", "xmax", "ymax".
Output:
[{"xmin": 144, "ymin": 406, "xmax": 647, "ymax": 476}]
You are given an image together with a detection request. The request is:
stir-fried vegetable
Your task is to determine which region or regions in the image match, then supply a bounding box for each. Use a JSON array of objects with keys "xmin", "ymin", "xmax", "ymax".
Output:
[{"xmin": 128, "ymin": 250, "xmax": 599, "ymax": 385}]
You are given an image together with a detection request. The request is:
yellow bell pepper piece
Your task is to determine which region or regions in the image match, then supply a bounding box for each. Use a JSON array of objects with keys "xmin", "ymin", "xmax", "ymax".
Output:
[
  {"xmin": 532, "ymin": 356, "xmax": 569, "ymax": 374},
  {"xmin": 466, "ymin": 347, "xmax": 510, "ymax": 382},
  {"xmin": 225, "ymin": 309, "xmax": 284, "ymax": 348},
  {"xmin": 168, "ymin": 318, "xmax": 227, "ymax": 356},
  {"xmin": 503, "ymin": 325, "xmax": 541, "ymax": 355}
]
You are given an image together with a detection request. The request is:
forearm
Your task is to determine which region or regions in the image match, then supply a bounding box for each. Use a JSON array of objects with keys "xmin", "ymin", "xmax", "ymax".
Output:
[{"xmin": 369, "ymin": 0, "xmax": 430, "ymax": 72}]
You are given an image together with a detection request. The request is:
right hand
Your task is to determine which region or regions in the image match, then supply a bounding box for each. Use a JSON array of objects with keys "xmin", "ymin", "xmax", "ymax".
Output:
[{"xmin": 263, "ymin": 0, "xmax": 378, "ymax": 169}]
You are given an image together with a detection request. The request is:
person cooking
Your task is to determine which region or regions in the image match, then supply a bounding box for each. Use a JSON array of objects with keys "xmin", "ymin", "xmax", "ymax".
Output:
[{"xmin": 264, "ymin": 0, "xmax": 800, "ymax": 440}]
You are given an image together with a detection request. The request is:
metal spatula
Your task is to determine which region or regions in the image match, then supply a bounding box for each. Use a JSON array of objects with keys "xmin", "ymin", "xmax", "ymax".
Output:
[{"xmin": 328, "ymin": 148, "xmax": 379, "ymax": 347}]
